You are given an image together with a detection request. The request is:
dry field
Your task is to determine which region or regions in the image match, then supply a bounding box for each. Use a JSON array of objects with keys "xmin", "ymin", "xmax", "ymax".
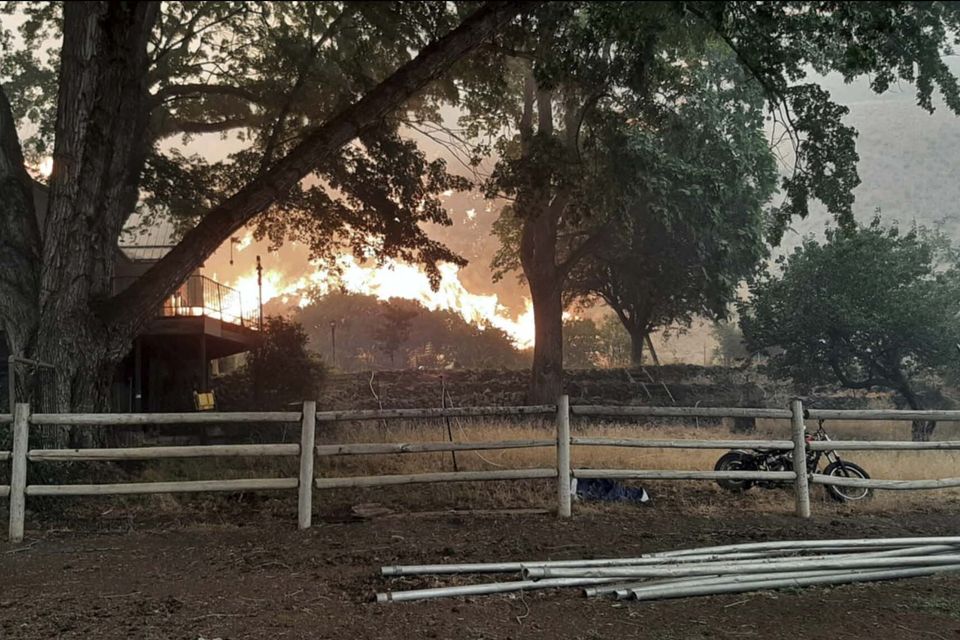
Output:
[
  {"xmin": 46, "ymin": 414, "xmax": 955, "ymax": 519},
  {"xmin": 6, "ymin": 413, "xmax": 958, "ymax": 527},
  {"xmin": 310, "ymin": 415, "xmax": 960, "ymax": 513}
]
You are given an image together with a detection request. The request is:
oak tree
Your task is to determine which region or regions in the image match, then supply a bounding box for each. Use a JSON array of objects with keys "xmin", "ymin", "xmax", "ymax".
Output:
[
  {"xmin": 0, "ymin": 1, "xmax": 529, "ymax": 437},
  {"xmin": 740, "ymin": 221, "xmax": 960, "ymax": 440}
]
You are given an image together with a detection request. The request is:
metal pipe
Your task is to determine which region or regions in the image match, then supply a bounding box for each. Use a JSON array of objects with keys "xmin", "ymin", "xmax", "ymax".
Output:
[
  {"xmin": 659, "ymin": 537, "xmax": 960, "ymax": 557},
  {"xmin": 628, "ymin": 564, "xmax": 960, "ymax": 602},
  {"xmin": 381, "ymin": 549, "xmax": 823, "ymax": 577},
  {"xmin": 376, "ymin": 576, "xmax": 626, "ymax": 603},
  {"xmin": 610, "ymin": 568, "xmax": 850, "ymax": 599},
  {"xmin": 584, "ymin": 545, "xmax": 960, "ymax": 597},
  {"xmin": 382, "ymin": 540, "xmax": 960, "ymax": 576},
  {"xmin": 523, "ymin": 554, "xmax": 960, "ymax": 580}
]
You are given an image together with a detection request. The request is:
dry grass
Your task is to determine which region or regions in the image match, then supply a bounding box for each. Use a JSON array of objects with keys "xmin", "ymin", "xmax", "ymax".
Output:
[
  {"xmin": 312, "ymin": 415, "xmax": 960, "ymax": 514},
  {"xmin": 21, "ymin": 415, "xmax": 959, "ymax": 520}
]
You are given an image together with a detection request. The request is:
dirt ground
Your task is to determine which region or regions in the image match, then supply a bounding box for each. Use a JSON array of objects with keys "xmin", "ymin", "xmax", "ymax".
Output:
[{"xmin": 2, "ymin": 490, "xmax": 960, "ymax": 640}]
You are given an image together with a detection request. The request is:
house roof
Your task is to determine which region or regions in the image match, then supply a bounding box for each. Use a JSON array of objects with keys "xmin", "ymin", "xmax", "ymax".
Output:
[{"xmin": 118, "ymin": 216, "xmax": 177, "ymax": 262}]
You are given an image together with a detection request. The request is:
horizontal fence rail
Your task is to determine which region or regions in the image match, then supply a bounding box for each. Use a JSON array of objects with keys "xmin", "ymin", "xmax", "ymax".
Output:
[
  {"xmin": 26, "ymin": 478, "xmax": 299, "ymax": 496},
  {"xmin": 6, "ymin": 398, "xmax": 960, "ymax": 543},
  {"xmin": 572, "ymin": 406, "xmax": 792, "ymax": 419},
  {"xmin": 806, "ymin": 409, "xmax": 960, "ymax": 422},
  {"xmin": 572, "ymin": 437, "xmax": 794, "ymax": 450},
  {"xmin": 314, "ymin": 405, "xmax": 557, "ymax": 422},
  {"xmin": 29, "ymin": 411, "xmax": 301, "ymax": 425},
  {"xmin": 315, "ymin": 468, "xmax": 557, "ymax": 489},
  {"xmin": 28, "ymin": 444, "xmax": 300, "ymax": 461},
  {"xmin": 808, "ymin": 440, "xmax": 960, "ymax": 451},
  {"xmin": 315, "ymin": 439, "xmax": 554, "ymax": 456},
  {"xmin": 810, "ymin": 475, "xmax": 960, "ymax": 490},
  {"xmin": 573, "ymin": 469, "xmax": 797, "ymax": 482}
]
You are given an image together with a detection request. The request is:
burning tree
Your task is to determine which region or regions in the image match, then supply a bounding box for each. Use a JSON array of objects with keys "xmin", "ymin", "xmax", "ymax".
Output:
[{"xmin": 0, "ymin": 1, "xmax": 529, "ymax": 438}]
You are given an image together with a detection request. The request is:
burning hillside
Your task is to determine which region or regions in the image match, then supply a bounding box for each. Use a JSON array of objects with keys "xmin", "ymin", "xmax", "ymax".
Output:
[{"xmin": 227, "ymin": 255, "xmax": 536, "ymax": 349}]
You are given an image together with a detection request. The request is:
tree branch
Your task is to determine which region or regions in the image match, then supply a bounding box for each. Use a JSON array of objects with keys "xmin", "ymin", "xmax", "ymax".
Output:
[
  {"xmin": 260, "ymin": 4, "xmax": 358, "ymax": 172},
  {"xmin": 150, "ymin": 82, "xmax": 267, "ymax": 108},
  {"xmin": 828, "ymin": 357, "xmax": 882, "ymax": 390},
  {"xmin": 153, "ymin": 113, "xmax": 262, "ymax": 137},
  {"xmin": 106, "ymin": 1, "xmax": 537, "ymax": 335},
  {"xmin": 557, "ymin": 223, "xmax": 609, "ymax": 281}
]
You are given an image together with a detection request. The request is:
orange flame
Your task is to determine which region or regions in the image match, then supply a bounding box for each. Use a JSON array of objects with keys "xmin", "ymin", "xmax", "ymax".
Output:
[{"xmin": 229, "ymin": 256, "xmax": 536, "ymax": 349}]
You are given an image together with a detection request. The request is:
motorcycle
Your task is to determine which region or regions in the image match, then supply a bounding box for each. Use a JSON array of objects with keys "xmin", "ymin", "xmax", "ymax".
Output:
[{"xmin": 714, "ymin": 421, "xmax": 873, "ymax": 502}]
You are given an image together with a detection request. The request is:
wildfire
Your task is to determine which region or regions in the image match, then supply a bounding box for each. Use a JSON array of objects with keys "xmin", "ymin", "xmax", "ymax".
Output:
[
  {"xmin": 228, "ymin": 256, "xmax": 536, "ymax": 349},
  {"xmin": 235, "ymin": 234, "xmax": 253, "ymax": 251}
]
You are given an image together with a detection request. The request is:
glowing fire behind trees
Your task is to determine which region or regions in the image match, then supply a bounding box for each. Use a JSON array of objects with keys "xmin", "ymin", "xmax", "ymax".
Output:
[{"xmin": 228, "ymin": 256, "xmax": 537, "ymax": 349}]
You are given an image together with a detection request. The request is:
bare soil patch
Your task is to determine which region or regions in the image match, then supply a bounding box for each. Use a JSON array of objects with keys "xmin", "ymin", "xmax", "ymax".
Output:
[{"xmin": 3, "ymin": 493, "xmax": 959, "ymax": 640}]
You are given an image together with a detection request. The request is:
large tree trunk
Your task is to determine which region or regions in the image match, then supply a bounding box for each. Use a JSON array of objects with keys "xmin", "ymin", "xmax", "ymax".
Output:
[
  {"xmin": 629, "ymin": 332, "xmax": 645, "ymax": 367},
  {"xmin": 897, "ymin": 379, "xmax": 936, "ymax": 442},
  {"xmin": 0, "ymin": 78, "xmax": 41, "ymax": 368},
  {"xmin": 32, "ymin": 2, "xmax": 160, "ymax": 446},
  {"xmin": 515, "ymin": 68, "xmax": 578, "ymax": 405},
  {"xmin": 520, "ymin": 181, "xmax": 565, "ymax": 403},
  {"xmin": 527, "ymin": 260, "xmax": 564, "ymax": 404}
]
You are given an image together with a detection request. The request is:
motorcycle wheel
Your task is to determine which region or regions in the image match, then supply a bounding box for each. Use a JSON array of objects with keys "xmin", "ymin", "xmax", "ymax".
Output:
[
  {"xmin": 822, "ymin": 461, "xmax": 874, "ymax": 502},
  {"xmin": 714, "ymin": 451, "xmax": 757, "ymax": 493}
]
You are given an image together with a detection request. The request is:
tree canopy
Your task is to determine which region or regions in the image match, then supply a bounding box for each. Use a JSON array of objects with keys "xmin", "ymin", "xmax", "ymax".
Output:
[
  {"xmin": 740, "ymin": 219, "xmax": 960, "ymax": 438},
  {"xmin": 295, "ymin": 291, "xmax": 528, "ymax": 371},
  {"xmin": 468, "ymin": 2, "xmax": 960, "ymax": 400},
  {"xmin": 214, "ymin": 315, "xmax": 325, "ymax": 410}
]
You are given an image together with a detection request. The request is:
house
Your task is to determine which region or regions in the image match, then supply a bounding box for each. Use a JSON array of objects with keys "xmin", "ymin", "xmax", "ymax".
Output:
[
  {"xmin": 1, "ymin": 183, "xmax": 261, "ymax": 412},
  {"xmin": 110, "ymin": 238, "xmax": 261, "ymax": 412}
]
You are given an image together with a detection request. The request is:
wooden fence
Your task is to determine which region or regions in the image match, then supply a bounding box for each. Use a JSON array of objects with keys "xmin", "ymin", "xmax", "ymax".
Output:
[{"xmin": 4, "ymin": 398, "xmax": 960, "ymax": 542}]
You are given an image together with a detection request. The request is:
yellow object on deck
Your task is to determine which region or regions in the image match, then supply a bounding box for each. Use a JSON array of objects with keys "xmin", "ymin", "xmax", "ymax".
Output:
[{"xmin": 194, "ymin": 391, "xmax": 216, "ymax": 411}]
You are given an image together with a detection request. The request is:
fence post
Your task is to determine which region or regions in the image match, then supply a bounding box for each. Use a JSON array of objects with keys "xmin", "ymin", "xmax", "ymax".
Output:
[
  {"xmin": 790, "ymin": 398, "xmax": 811, "ymax": 519},
  {"xmin": 298, "ymin": 400, "xmax": 317, "ymax": 530},
  {"xmin": 556, "ymin": 394, "xmax": 571, "ymax": 518},
  {"xmin": 9, "ymin": 403, "xmax": 29, "ymax": 543}
]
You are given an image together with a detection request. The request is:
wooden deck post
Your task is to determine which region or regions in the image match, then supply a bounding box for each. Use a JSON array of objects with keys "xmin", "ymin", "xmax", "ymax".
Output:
[
  {"xmin": 298, "ymin": 401, "xmax": 317, "ymax": 529},
  {"xmin": 9, "ymin": 403, "xmax": 29, "ymax": 543},
  {"xmin": 557, "ymin": 395, "xmax": 571, "ymax": 518},
  {"xmin": 791, "ymin": 399, "xmax": 811, "ymax": 519}
]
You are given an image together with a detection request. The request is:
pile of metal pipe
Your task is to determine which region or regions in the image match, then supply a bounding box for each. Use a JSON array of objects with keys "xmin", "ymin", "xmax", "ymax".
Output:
[{"xmin": 376, "ymin": 537, "xmax": 960, "ymax": 603}]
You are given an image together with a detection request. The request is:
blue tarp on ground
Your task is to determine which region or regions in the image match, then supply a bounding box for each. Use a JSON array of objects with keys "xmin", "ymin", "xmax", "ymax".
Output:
[{"xmin": 574, "ymin": 478, "xmax": 650, "ymax": 505}]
